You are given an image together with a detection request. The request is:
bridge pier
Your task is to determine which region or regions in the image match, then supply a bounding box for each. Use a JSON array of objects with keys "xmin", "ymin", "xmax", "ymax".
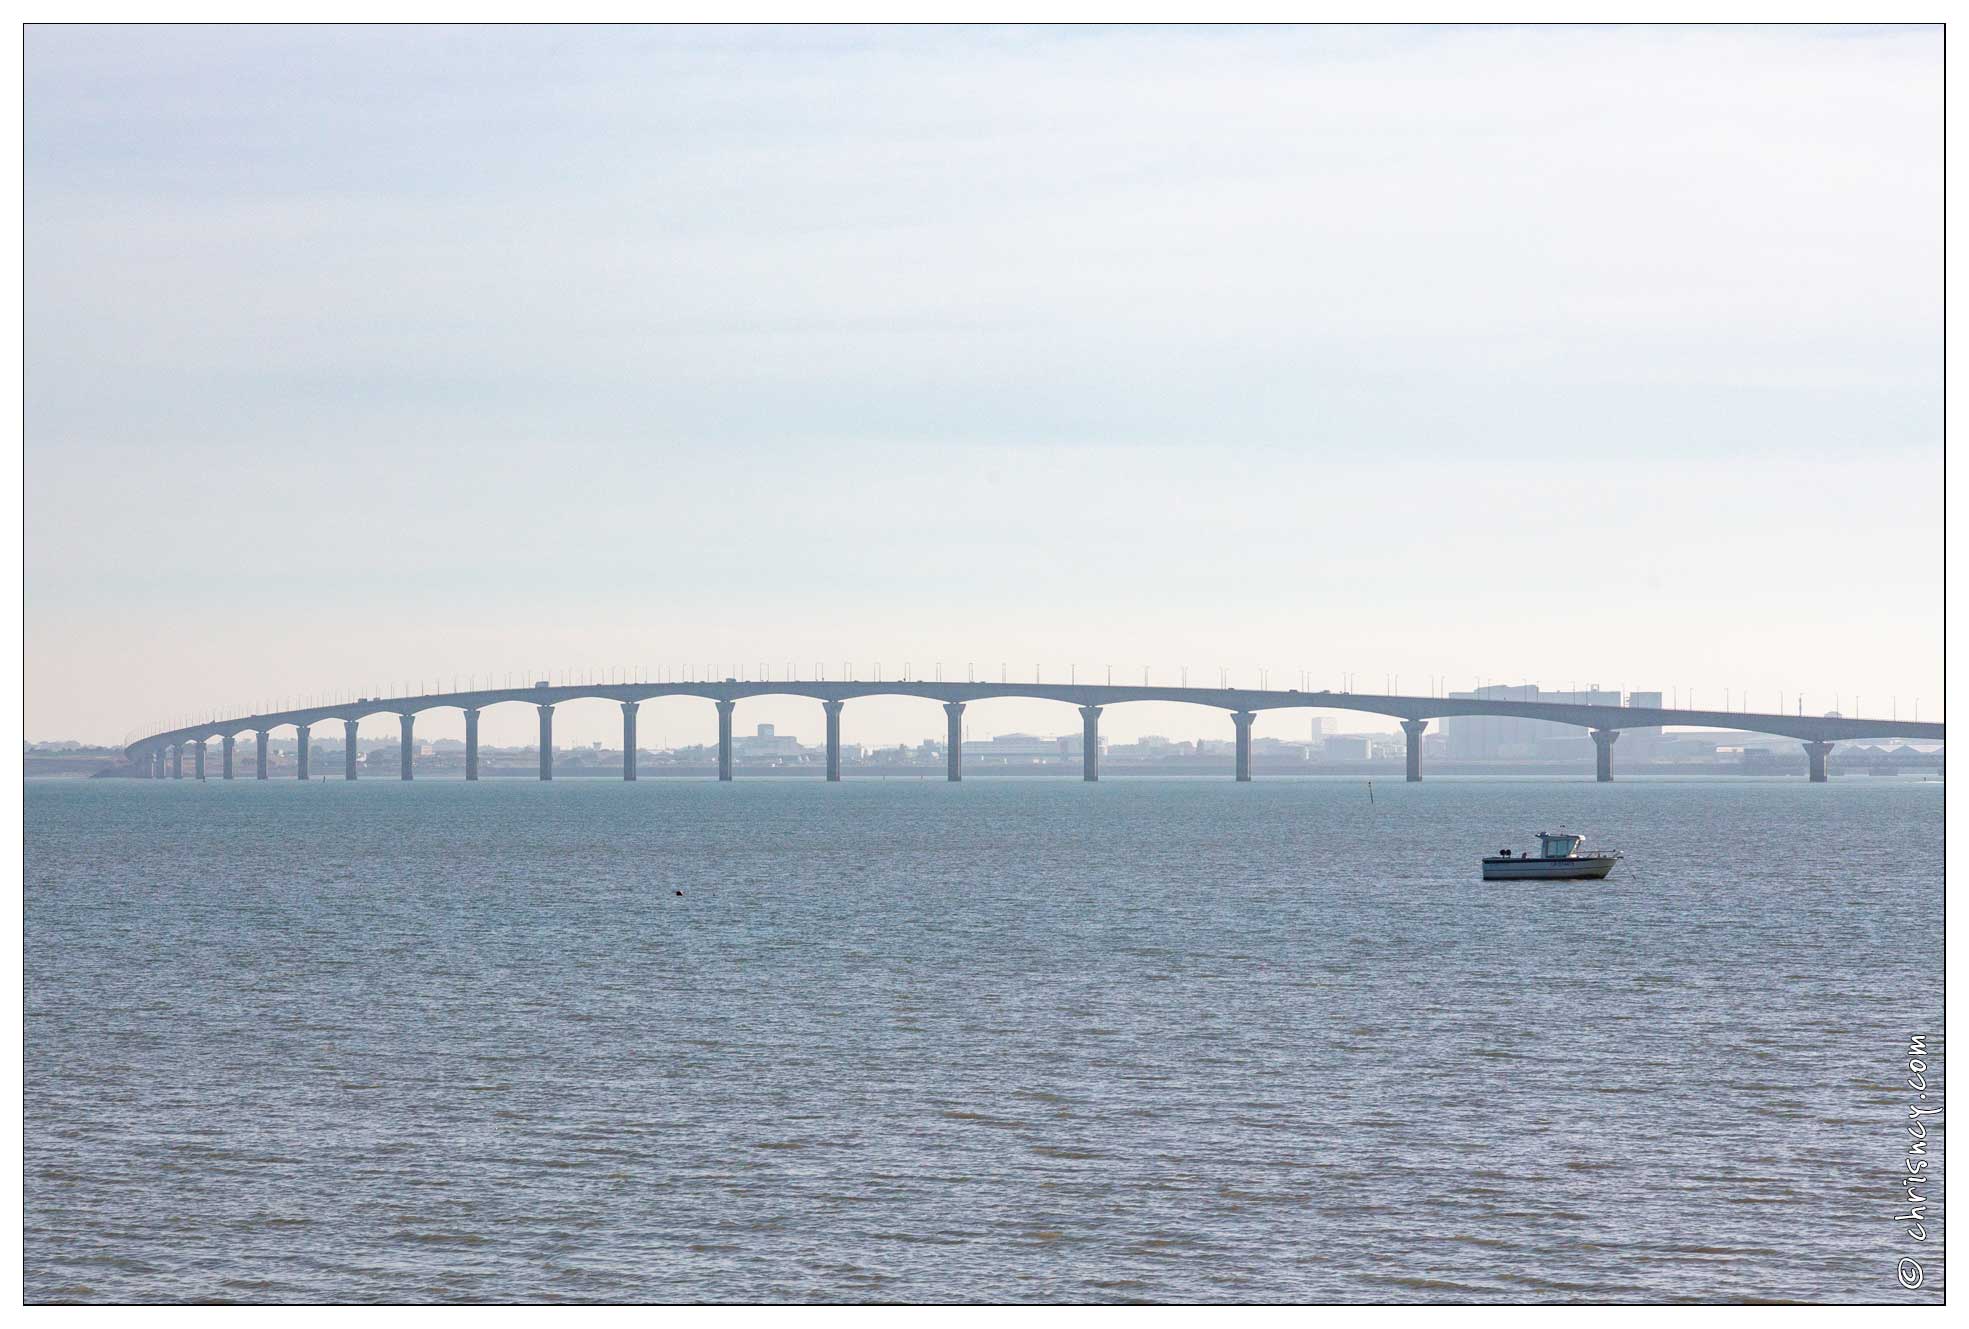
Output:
[
  {"xmin": 1232, "ymin": 711, "xmax": 1255, "ymax": 782},
  {"xmin": 171, "ymin": 744, "xmax": 182, "ymax": 779},
  {"xmin": 1080, "ymin": 705, "xmax": 1101, "ymax": 782},
  {"xmin": 464, "ymin": 708, "xmax": 480, "ymax": 781},
  {"xmin": 823, "ymin": 700, "xmax": 843, "ymax": 781},
  {"xmin": 192, "ymin": 740, "xmax": 206, "ymax": 781},
  {"xmin": 1401, "ymin": 719, "xmax": 1427, "ymax": 782},
  {"xmin": 1804, "ymin": 739, "xmax": 1833, "ymax": 783},
  {"xmin": 716, "ymin": 699, "xmax": 735, "ymax": 781},
  {"xmin": 399, "ymin": 713, "xmax": 415, "ymax": 780},
  {"xmin": 1592, "ymin": 728, "xmax": 1618, "ymax": 782},
  {"xmin": 945, "ymin": 702, "xmax": 964, "ymax": 781},
  {"xmin": 622, "ymin": 702, "xmax": 639, "ymax": 781},
  {"xmin": 149, "ymin": 750, "xmax": 162, "ymax": 779},
  {"xmin": 255, "ymin": 730, "xmax": 268, "ymax": 780},
  {"xmin": 343, "ymin": 719, "xmax": 359, "ymax": 779},
  {"xmin": 538, "ymin": 705, "xmax": 554, "ymax": 780},
  {"xmin": 221, "ymin": 734, "xmax": 235, "ymax": 780},
  {"xmin": 296, "ymin": 725, "xmax": 310, "ymax": 780}
]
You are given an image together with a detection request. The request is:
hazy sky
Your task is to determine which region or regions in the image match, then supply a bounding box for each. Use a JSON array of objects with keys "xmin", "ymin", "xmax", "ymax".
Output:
[{"xmin": 26, "ymin": 24, "xmax": 1942, "ymax": 750}]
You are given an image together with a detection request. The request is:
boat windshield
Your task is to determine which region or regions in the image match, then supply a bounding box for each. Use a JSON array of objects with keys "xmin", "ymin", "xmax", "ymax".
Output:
[{"xmin": 1538, "ymin": 833, "xmax": 1583, "ymax": 858}]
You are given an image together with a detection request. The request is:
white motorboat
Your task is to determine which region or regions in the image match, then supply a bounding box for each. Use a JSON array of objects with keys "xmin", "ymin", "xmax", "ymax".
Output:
[{"xmin": 1481, "ymin": 831, "xmax": 1620, "ymax": 881}]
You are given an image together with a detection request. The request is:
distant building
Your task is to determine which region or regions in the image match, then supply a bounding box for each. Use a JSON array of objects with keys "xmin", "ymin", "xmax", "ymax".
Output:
[
  {"xmin": 734, "ymin": 722, "xmax": 803, "ymax": 758},
  {"xmin": 1251, "ymin": 737, "xmax": 1309, "ymax": 759},
  {"xmin": 1443, "ymin": 684, "xmax": 1624, "ymax": 760},
  {"xmin": 974, "ymin": 733, "xmax": 1059, "ymax": 761},
  {"xmin": 1107, "ymin": 735, "xmax": 1187, "ymax": 760},
  {"xmin": 1622, "ymin": 691, "xmax": 1665, "ymax": 758}
]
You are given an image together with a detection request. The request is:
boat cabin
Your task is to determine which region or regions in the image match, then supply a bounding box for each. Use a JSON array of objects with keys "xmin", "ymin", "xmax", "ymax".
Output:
[{"xmin": 1536, "ymin": 832, "xmax": 1584, "ymax": 859}]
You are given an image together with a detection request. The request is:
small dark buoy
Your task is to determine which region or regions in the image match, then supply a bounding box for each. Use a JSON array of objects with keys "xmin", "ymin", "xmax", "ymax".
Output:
[{"xmin": 675, "ymin": 890, "xmax": 683, "ymax": 897}]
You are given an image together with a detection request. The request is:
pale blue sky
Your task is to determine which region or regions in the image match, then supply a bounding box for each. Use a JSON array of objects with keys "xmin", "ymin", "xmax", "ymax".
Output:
[{"xmin": 26, "ymin": 24, "xmax": 1942, "ymax": 749}]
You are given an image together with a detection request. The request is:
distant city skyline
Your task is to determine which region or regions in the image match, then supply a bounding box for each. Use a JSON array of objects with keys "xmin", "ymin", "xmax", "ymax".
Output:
[{"xmin": 27, "ymin": 25, "xmax": 1942, "ymax": 746}]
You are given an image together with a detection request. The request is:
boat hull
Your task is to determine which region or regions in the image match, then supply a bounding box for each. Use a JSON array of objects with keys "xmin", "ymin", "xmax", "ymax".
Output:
[{"xmin": 1481, "ymin": 855, "xmax": 1617, "ymax": 881}]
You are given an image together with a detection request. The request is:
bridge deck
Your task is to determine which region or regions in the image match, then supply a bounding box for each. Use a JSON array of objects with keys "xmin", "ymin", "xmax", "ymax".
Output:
[{"xmin": 130, "ymin": 681, "xmax": 1944, "ymax": 755}]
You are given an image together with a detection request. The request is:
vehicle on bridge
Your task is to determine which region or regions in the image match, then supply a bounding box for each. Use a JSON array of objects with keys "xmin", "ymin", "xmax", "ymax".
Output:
[{"xmin": 1482, "ymin": 831, "xmax": 1620, "ymax": 881}]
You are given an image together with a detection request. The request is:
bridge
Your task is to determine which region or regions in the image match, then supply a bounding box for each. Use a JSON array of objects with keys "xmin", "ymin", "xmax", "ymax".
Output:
[{"xmin": 125, "ymin": 678, "xmax": 1944, "ymax": 784}]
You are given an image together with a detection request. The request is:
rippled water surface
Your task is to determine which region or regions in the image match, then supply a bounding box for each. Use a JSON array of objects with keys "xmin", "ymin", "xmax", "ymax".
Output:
[{"xmin": 25, "ymin": 777, "xmax": 1945, "ymax": 1303}]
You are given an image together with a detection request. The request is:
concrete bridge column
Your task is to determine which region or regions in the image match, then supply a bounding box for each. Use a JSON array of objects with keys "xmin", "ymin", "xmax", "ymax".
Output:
[
  {"xmin": 622, "ymin": 702, "xmax": 639, "ymax": 781},
  {"xmin": 192, "ymin": 740, "xmax": 206, "ymax": 781},
  {"xmin": 296, "ymin": 725, "xmax": 311, "ymax": 781},
  {"xmin": 945, "ymin": 702, "xmax": 964, "ymax": 781},
  {"xmin": 464, "ymin": 709, "xmax": 480, "ymax": 781},
  {"xmin": 824, "ymin": 700, "xmax": 843, "ymax": 781},
  {"xmin": 538, "ymin": 706, "xmax": 554, "ymax": 780},
  {"xmin": 399, "ymin": 713, "xmax": 415, "ymax": 781},
  {"xmin": 1080, "ymin": 705, "xmax": 1102, "ymax": 782},
  {"xmin": 1401, "ymin": 719, "xmax": 1427, "ymax": 783},
  {"xmin": 1232, "ymin": 711, "xmax": 1255, "ymax": 782},
  {"xmin": 255, "ymin": 731, "xmax": 268, "ymax": 780},
  {"xmin": 221, "ymin": 734, "xmax": 235, "ymax": 780},
  {"xmin": 716, "ymin": 699, "xmax": 735, "ymax": 781},
  {"xmin": 1591, "ymin": 729, "xmax": 1618, "ymax": 782},
  {"xmin": 171, "ymin": 744, "xmax": 182, "ymax": 779},
  {"xmin": 149, "ymin": 750, "xmax": 163, "ymax": 779},
  {"xmin": 344, "ymin": 720, "xmax": 360, "ymax": 780},
  {"xmin": 1804, "ymin": 739, "xmax": 1833, "ymax": 783}
]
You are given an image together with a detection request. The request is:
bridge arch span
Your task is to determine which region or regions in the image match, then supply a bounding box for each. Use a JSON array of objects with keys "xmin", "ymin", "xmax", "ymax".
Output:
[{"xmin": 124, "ymin": 677, "xmax": 1942, "ymax": 785}]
